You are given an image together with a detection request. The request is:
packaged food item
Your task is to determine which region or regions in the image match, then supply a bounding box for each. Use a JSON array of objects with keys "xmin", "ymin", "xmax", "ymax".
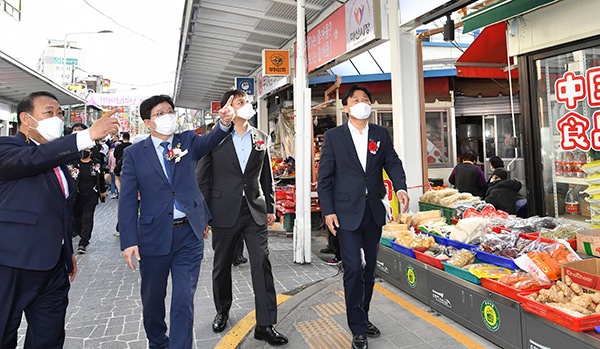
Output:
[
  {"xmin": 445, "ymin": 249, "xmax": 475, "ymax": 267},
  {"xmin": 463, "ymin": 263, "xmax": 513, "ymax": 279}
]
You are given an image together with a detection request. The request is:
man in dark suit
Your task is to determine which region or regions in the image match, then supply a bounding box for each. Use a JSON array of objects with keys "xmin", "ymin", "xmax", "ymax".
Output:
[
  {"xmin": 318, "ymin": 85, "xmax": 410, "ymax": 349},
  {"xmin": 0, "ymin": 91, "xmax": 119, "ymax": 348},
  {"xmin": 118, "ymin": 95, "xmax": 232, "ymax": 349},
  {"xmin": 197, "ymin": 89, "xmax": 288, "ymax": 346}
]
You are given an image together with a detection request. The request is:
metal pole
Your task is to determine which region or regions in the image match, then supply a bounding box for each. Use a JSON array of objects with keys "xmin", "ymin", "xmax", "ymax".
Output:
[
  {"xmin": 293, "ymin": 0, "xmax": 311, "ymax": 264},
  {"xmin": 63, "ymin": 34, "xmax": 69, "ymax": 87}
]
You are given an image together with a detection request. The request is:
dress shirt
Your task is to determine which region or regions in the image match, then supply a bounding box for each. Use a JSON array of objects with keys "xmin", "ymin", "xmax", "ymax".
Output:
[
  {"xmin": 232, "ymin": 128, "xmax": 252, "ymax": 196},
  {"xmin": 348, "ymin": 121, "xmax": 369, "ymax": 172},
  {"xmin": 150, "ymin": 135, "xmax": 186, "ymax": 219}
]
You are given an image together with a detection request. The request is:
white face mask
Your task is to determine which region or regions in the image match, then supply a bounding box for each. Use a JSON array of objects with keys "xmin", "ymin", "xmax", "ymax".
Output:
[
  {"xmin": 349, "ymin": 102, "xmax": 372, "ymax": 120},
  {"xmin": 153, "ymin": 113, "xmax": 179, "ymax": 135},
  {"xmin": 28, "ymin": 114, "xmax": 64, "ymax": 142},
  {"xmin": 236, "ymin": 103, "xmax": 256, "ymax": 120}
]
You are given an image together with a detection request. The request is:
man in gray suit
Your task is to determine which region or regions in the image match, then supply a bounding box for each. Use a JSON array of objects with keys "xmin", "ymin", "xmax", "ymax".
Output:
[{"xmin": 197, "ymin": 89, "xmax": 288, "ymax": 346}]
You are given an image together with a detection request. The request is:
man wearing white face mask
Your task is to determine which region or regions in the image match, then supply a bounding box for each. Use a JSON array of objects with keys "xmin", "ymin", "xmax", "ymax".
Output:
[
  {"xmin": 196, "ymin": 89, "xmax": 288, "ymax": 345},
  {"xmin": 118, "ymin": 94, "xmax": 233, "ymax": 349},
  {"xmin": 318, "ymin": 85, "xmax": 410, "ymax": 349},
  {"xmin": 0, "ymin": 91, "xmax": 119, "ymax": 348}
]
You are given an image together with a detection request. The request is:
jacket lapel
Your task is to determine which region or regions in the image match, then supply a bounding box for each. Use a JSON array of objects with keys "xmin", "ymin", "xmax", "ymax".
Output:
[
  {"xmin": 365, "ymin": 124, "xmax": 376, "ymax": 171},
  {"xmin": 142, "ymin": 136, "xmax": 170, "ymax": 184}
]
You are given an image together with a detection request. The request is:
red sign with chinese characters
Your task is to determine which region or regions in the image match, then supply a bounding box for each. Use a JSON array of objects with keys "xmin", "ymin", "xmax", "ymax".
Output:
[
  {"xmin": 306, "ymin": 6, "xmax": 347, "ymax": 72},
  {"xmin": 555, "ymin": 67, "xmax": 600, "ymax": 151}
]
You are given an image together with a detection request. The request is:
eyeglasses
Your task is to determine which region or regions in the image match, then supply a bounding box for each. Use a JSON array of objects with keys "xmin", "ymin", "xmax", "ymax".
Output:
[{"xmin": 151, "ymin": 110, "xmax": 175, "ymax": 118}]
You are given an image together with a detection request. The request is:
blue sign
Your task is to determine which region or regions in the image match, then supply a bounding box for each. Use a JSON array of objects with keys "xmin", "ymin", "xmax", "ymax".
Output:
[{"xmin": 235, "ymin": 77, "xmax": 254, "ymax": 96}]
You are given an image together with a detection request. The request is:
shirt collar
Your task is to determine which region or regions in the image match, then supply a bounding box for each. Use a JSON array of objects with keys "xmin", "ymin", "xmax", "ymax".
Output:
[
  {"xmin": 150, "ymin": 135, "xmax": 174, "ymax": 149},
  {"xmin": 347, "ymin": 121, "xmax": 369, "ymax": 135}
]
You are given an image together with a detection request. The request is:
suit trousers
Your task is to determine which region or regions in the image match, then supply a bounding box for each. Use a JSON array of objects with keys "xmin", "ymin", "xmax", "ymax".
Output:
[
  {"xmin": 139, "ymin": 222, "xmax": 203, "ymax": 349},
  {"xmin": 0, "ymin": 257, "xmax": 70, "ymax": 349},
  {"xmin": 337, "ymin": 203, "xmax": 382, "ymax": 336},
  {"xmin": 212, "ymin": 200, "xmax": 277, "ymax": 326}
]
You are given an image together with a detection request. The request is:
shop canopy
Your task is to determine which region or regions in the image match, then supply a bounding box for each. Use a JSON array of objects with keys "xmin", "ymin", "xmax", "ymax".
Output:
[
  {"xmin": 0, "ymin": 50, "xmax": 85, "ymax": 106},
  {"xmin": 461, "ymin": 0, "xmax": 557, "ymax": 33},
  {"xmin": 454, "ymin": 22, "xmax": 518, "ymax": 79}
]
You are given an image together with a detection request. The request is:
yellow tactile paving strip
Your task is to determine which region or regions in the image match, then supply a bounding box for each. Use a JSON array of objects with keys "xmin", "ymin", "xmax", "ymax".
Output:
[
  {"xmin": 215, "ymin": 283, "xmax": 488, "ymax": 349},
  {"xmin": 296, "ymin": 317, "xmax": 351, "ymax": 349}
]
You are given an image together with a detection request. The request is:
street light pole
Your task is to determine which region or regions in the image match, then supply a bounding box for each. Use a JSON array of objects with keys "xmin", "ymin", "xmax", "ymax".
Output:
[{"xmin": 62, "ymin": 30, "xmax": 113, "ymax": 87}]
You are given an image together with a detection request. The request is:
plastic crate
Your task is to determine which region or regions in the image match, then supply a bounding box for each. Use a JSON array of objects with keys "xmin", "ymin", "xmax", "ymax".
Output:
[
  {"xmin": 418, "ymin": 201, "xmax": 453, "ymax": 224},
  {"xmin": 414, "ymin": 249, "xmax": 445, "ymax": 270},
  {"xmin": 380, "ymin": 237, "xmax": 393, "ymax": 248},
  {"xmin": 475, "ymin": 250, "xmax": 518, "ymax": 270},
  {"xmin": 517, "ymin": 292, "xmax": 600, "ymax": 332},
  {"xmin": 390, "ymin": 240, "xmax": 417, "ymax": 258},
  {"xmin": 480, "ymin": 277, "xmax": 551, "ymax": 302},
  {"xmin": 441, "ymin": 262, "xmax": 481, "ymax": 284}
]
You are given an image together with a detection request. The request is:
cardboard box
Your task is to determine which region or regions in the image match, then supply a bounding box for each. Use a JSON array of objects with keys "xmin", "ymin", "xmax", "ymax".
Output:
[
  {"xmin": 561, "ymin": 259, "xmax": 600, "ymax": 293},
  {"xmin": 577, "ymin": 229, "xmax": 600, "ymax": 257}
]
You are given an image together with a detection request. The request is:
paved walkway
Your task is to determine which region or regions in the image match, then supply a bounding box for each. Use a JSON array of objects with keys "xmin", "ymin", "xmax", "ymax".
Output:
[{"xmin": 17, "ymin": 197, "xmax": 500, "ymax": 348}]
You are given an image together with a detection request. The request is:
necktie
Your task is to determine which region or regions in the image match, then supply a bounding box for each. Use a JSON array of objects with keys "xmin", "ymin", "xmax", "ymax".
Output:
[
  {"xmin": 161, "ymin": 142, "xmax": 183, "ymax": 212},
  {"xmin": 54, "ymin": 167, "xmax": 66, "ymax": 197}
]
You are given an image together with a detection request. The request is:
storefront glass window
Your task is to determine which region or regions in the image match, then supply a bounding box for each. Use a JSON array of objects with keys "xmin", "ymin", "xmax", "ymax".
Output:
[
  {"xmin": 536, "ymin": 46, "xmax": 600, "ymax": 221},
  {"xmin": 426, "ymin": 110, "xmax": 451, "ymax": 167}
]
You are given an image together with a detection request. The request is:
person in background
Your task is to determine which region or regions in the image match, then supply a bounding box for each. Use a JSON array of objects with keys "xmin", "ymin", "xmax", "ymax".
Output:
[
  {"xmin": 448, "ymin": 150, "xmax": 487, "ymax": 197},
  {"xmin": 0, "ymin": 91, "xmax": 118, "ymax": 348},
  {"xmin": 232, "ymin": 238, "xmax": 248, "ymax": 266},
  {"xmin": 119, "ymin": 94, "xmax": 232, "ymax": 349},
  {"xmin": 487, "ymin": 155, "xmax": 504, "ymax": 186},
  {"xmin": 318, "ymin": 85, "xmax": 409, "ymax": 349},
  {"xmin": 197, "ymin": 88, "xmax": 288, "ymax": 345},
  {"xmin": 69, "ymin": 144, "xmax": 107, "ymax": 254},
  {"xmin": 113, "ymin": 132, "xmax": 132, "ymax": 199},
  {"xmin": 484, "ymin": 168, "xmax": 524, "ymax": 214}
]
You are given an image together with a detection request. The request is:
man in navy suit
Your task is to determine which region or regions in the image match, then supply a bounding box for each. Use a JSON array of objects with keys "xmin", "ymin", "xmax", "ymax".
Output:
[
  {"xmin": 318, "ymin": 85, "xmax": 410, "ymax": 349},
  {"xmin": 118, "ymin": 95, "xmax": 232, "ymax": 349},
  {"xmin": 0, "ymin": 91, "xmax": 119, "ymax": 348}
]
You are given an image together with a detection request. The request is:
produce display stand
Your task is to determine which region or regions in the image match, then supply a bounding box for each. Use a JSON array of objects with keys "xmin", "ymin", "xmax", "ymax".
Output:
[{"xmin": 376, "ymin": 244, "xmax": 600, "ymax": 349}]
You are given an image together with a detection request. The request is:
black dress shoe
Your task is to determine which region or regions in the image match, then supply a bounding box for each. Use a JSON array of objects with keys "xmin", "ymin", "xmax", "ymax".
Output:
[
  {"xmin": 366, "ymin": 321, "xmax": 380, "ymax": 337},
  {"xmin": 212, "ymin": 313, "xmax": 228, "ymax": 333},
  {"xmin": 233, "ymin": 255, "xmax": 248, "ymax": 266},
  {"xmin": 254, "ymin": 325, "xmax": 288, "ymax": 346},
  {"xmin": 352, "ymin": 334, "xmax": 368, "ymax": 349},
  {"xmin": 320, "ymin": 247, "xmax": 335, "ymax": 254}
]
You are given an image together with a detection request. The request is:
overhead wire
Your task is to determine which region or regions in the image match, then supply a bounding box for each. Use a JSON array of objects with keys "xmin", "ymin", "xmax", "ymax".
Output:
[{"xmin": 80, "ymin": 0, "xmax": 156, "ymax": 43}]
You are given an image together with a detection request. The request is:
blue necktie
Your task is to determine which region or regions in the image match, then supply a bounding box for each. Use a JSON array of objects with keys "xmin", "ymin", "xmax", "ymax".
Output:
[{"xmin": 161, "ymin": 142, "xmax": 183, "ymax": 212}]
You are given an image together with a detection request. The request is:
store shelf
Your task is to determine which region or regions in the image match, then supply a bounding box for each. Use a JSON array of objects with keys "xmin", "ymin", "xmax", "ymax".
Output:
[{"xmin": 555, "ymin": 175, "xmax": 588, "ymax": 186}]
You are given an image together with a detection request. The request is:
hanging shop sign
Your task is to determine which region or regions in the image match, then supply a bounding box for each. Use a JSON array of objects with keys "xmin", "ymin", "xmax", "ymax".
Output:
[
  {"xmin": 262, "ymin": 49, "xmax": 290, "ymax": 76},
  {"xmin": 235, "ymin": 77, "xmax": 255, "ymax": 98},
  {"xmin": 305, "ymin": 0, "xmax": 386, "ymax": 73},
  {"xmin": 211, "ymin": 101, "xmax": 221, "ymax": 114},
  {"xmin": 255, "ymin": 71, "xmax": 290, "ymax": 98},
  {"xmin": 555, "ymin": 67, "xmax": 600, "ymax": 151}
]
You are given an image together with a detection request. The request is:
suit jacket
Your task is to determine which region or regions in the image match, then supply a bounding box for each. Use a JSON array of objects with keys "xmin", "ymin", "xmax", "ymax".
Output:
[
  {"xmin": 0, "ymin": 132, "xmax": 80, "ymax": 272},
  {"xmin": 317, "ymin": 123, "xmax": 407, "ymax": 231},
  {"xmin": 118, "ymin": 128, "xmax": 230, "ymax": 256},
  {"xmin": 196, "ymin": 128, "xmax": 274, "ymax": 228}
]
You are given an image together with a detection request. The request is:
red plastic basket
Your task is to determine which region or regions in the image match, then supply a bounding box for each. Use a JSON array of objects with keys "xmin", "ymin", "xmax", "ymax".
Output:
[
  {"xmin": 414, "ymin": 249, "xmax": 445, "ymax": 270},
  {"xmin": 480, "ymin": 277, "xmax": 550, "ymax": 302},
  {"xmin": 516, "ymin": 292, "xmax": 600, "ymax": 332}
]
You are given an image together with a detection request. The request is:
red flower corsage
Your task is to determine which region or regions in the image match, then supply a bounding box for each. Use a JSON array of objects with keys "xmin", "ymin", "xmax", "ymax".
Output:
[
  {"xmin": 255, "ymin": 140, "xmax": 266, "ymax": 151},
  {"xmin": 368, "ymin": 139, "xmax": 380, "ymax": 155}
]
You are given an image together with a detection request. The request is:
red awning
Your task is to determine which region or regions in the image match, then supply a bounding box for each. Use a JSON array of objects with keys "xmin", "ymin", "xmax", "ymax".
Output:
[{"xmin": 455, "ymin": 22, "xmax": 518, "ymax": 79}]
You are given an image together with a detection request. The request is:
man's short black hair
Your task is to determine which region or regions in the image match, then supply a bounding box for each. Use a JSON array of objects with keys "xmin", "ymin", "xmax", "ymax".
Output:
[
  {"xmin": 71, "ymin": 122, "xmax": 87, "ymax": 130},
  {"xmin": 489, "ymin": 155, "xmax": 504, "ymax": 169},
  {"xmin": 139, "ymin": 95, "xmax": 175, "ymax": 120},
  {"xmin": 220, "ymin": 89, "xmax": 246, "ymax": 107},
  {"xmin": 16, "ymin": 91, "xmax": 59, "ymax": 125},
  {"xmin": 341, "ymin": 85, "xmax": 373, "ymax": 106},
  {"xmin": 462, "ymin": 150, "xmax": 478, "ymax": 162},
  {"xmin": 121, "ymin": 132, "xmax": 130, "ymax": 141}
]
